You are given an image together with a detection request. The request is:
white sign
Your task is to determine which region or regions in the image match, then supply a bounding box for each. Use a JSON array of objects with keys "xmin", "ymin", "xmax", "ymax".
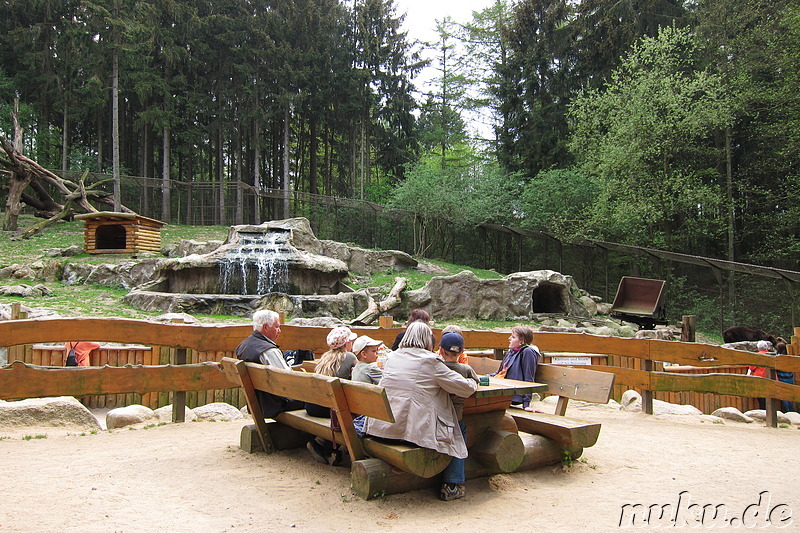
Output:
[{"xmin": 550, "ymin": 356, "xmax": 592, "ymax": 366}]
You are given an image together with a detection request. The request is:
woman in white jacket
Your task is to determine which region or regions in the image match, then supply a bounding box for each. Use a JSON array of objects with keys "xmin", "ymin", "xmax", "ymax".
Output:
[{"xmin": 364, "ymin": 320, "xmax": 477, "ymax": 501}]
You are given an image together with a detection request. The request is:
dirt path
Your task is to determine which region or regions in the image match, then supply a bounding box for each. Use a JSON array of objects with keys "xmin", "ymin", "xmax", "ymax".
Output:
[{"xmin": 1, "ymin": 405, "xmax": 798, "ymax": 532}]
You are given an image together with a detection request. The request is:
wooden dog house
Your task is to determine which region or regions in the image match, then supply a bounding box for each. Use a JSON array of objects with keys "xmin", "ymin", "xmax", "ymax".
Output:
[{"xmin": 75, "ymin": 212, "xmax": 165, "ymax": 254}]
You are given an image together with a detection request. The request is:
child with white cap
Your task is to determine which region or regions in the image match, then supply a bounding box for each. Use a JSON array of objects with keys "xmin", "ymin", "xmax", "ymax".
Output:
[{"xmin": 351, "ymin": 335, "xmax": 384, "ymax": 384}]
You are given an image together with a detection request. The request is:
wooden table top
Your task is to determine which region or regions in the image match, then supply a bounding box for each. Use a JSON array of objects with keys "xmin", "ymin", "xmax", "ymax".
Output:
[{"xmin": 473, "ymin": 377, "xmax": 548, "ymax": 398}]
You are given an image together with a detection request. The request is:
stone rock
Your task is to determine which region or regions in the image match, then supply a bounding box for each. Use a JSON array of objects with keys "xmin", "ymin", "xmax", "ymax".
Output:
[
  {"xmin": 164, "ymin": 239, "xmax": 225, "ymax": 258},
  {"xmin": 154, "ymin": 405, "xmax": 198, "ymax": 422},
  {"xmin": 578, "ymin": 295, "xmax": 598, "ymax": 316},
  {"xmin": 402, "ymin": 269, "xmax": 597, "ymax": 321},
  {"xmin": 635, "ymin": 329, "xmax": 674, "ymax": 341},
  {"xmin": 783, "ymin": 411, "xmax": 800, "ymax": 425},
  {"xmin": 590, "ymin": 326, "xmax": 617, "ymax": 337},
  {"xmin": 743, "ymin": 410, "xmax": 793, "ymax": 425},
  {"xmin": 699, "ymin": 414, "xmax": 725, "ymax": 424},
  {"xmin": 0, "ymin": 396, "xmax": 101, "ymax": 432},
  {"xmin": 711, "ymin": 407, "xmax": 754, "ymax": 423},
  {"xmin": 288, "ymin": 316, "xmax": 346, "ymax": 328},
  {"xmin": 620, "ymin": 390, "xmax": 642, "ymax": 412},
  {"xmin": 653, "ymin": 400, "xmax": 703, "ymax": 415},
  {"xmin": 0, "ymin": 284, "xmax": 53, "ymax": 297},
  {"xmin": 320, "ymin": 240, "xmax": 417, "ymax": 275},
  {"xmin": 149, "ymin": 313, "xmax": 201, "ymax": 325},
  {"xmin": 722, "ymin": 341, "xmax": 762, "ymax": 353},
  {"xmin": 43, "ymin": 245, "xmax": 84, "ymax": 257},
  {"xmin": 61, "ymin": 259, "xmax": 161, "ymax": 290},
  {"xmin": 596, "ymin": 302, "xmax": 613, "ymax": 315},
  {"xmin": 538, "ymin": 325, "xmax": 585, "ymax": 333},
  {"xmin": 0, "ymin": 264, "xmax": 22, "ymax": 279},
  {"xmin": 193, "ymin": 402, "xmax": 244, "ymax": 421},
  {"xmin": 106, "ymin": 405, "xmax": 158, "ymax": 429},
  {"xmin": 617, "ymin": 325, "xmax": 638, "ymax": 338},
  {"xmin": 13, "ymin": 267, "xmax": 35, "ymax": 279}
]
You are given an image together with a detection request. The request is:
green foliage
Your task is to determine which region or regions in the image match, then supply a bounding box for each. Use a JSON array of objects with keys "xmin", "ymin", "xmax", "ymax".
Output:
[
  {"xmin": 519, "ymin": 168, "xmax": 599, "ymax": 239},
  {"xmin": 568, "ymin": 26, "xmax": 732, "ymax": 249}
]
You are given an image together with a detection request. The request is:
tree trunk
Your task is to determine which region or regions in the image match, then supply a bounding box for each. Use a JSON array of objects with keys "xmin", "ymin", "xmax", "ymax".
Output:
[
  {"xmin": 725, "ymin": 126, "xmax": 735, "ymax": 326},
  {"xmin": 61, "ymin": 101, "xmax": 69, "ymax": 175},
  {"xmin": 112, "ymin": 47, "xmax": 121, "ymax": 212},
  {"xmin": 235, "ymin": 126, "xmax": 243, "ymax": 224},
  {"xmin": 218, "ymin": 120, "xmax": 225, "ymax": 226},
  {"xmin": 309, "ymin": 115, "xmax": 318, "ymax": 195},
  {"xmin": 253, "ymin": 118, "xmax": 261, "ymax": 224},
  {"xmin": 162, "ymin": 124, "xmax": 171, "ymax": 221},
  {"xmin": 282, "ymin": 104, "xmax": 290, "ymax": 219},
  {"xmin": 2, "ymin": 99, "xmax": 29, "ymax": 231}
]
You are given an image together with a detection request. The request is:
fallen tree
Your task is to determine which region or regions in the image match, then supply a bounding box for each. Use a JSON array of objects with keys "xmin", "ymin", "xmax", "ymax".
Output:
[
  {"xmin": 0, "ymin": 133, "xmax": 133, "ymax": 236},
  {"xmin": 351, "ymin": 277, "xmax": 408, "ymax": 326}
]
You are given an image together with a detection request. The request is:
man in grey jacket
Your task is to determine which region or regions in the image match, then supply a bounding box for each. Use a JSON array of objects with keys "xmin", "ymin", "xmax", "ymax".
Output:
[{"xmin": 235, "ymin": 309, "xmax": 303, "ymax": 418}]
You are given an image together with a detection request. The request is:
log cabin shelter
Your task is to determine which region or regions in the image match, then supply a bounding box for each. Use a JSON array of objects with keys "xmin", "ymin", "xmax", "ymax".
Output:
[{"xmin": 74, "ymin": 212, "xmax": 165, "ymax": 255}]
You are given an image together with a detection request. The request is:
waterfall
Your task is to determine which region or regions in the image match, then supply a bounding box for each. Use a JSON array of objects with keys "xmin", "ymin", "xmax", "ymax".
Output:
[{"xmin": 219, "ymin": 231, "xmax": 290, "ymax": 295}]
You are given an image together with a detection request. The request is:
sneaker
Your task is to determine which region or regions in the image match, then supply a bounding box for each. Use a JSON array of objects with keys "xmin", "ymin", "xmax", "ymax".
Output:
[
  {"xmin": 439, "ymin": 483, "xmax": 466, "ymax": 501},
  {"xmin": 328, "ymin": 448, "xmax": 343, "ymax": 466},
  {"xmin": 307, "ymin": 439, "xmax": 328, "ymax": 465}
]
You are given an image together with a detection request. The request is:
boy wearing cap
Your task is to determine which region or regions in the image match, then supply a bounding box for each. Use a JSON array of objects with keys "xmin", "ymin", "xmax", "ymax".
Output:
[
  {"xmin": 352, "ymin": 335, "xmax": 384, "ymax": 385},
  {"xmin": 438, "ymin": 332, "xmax": 480, "ymax": 420},
  {"xmin": 437, "ymin": 331, "xmax": 479, "ymax": 501}
]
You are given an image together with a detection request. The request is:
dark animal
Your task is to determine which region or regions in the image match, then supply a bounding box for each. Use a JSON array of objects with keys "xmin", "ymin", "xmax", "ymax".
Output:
[{"xmin": 723, "ymin": 326, "xmax": 778, "ymax": 346}]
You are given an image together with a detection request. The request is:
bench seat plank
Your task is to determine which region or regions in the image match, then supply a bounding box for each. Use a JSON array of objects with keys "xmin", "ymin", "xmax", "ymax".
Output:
[{"xmin": 510, "ymin": 410, "xmax": 602, "ymax": 448}]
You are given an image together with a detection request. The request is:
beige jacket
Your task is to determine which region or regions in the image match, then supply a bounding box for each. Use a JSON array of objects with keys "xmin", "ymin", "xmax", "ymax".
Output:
[{"xmin": 363, "ymin": 347, "xmax": 478, "ymax": 458}]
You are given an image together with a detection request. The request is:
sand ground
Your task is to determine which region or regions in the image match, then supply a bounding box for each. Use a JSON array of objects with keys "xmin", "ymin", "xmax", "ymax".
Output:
[{"xmin": 1, "ymin": 403, "xmax": 798, "ymax": 533}]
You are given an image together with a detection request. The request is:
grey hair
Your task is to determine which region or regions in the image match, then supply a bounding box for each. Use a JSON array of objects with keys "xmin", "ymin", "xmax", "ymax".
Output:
[
  {"xmin": 252, "ymin": 309, "xmax": 279, "ymax": 331},
  {"xmin": 399, "ymin": 321, "xmax": 435, "ymax": 351}
]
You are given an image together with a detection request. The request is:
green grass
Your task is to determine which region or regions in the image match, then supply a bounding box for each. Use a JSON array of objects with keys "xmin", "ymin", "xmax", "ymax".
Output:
[
  {"xmin": 349, "ymin": 258, "xmax": 503, "ymax": 293},
  {"xmin": 22, "ymin": 434, "xmax": 47, "ymax": 440},
  {"xmin": 0, "ymin": 216, "xmax": 232, "ymax": 321}
]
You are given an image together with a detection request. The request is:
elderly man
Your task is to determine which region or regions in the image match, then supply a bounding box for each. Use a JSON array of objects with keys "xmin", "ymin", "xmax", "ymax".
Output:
[{"xmin": 235, "ymin": 309, "xmax": 303, "ymax": 418}]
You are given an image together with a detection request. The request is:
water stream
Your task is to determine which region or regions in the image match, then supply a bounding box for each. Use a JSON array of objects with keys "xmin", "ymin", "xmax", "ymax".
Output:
[{"xmin": 219, "ymin": 231, "xmax": 290, "ymax": 295}]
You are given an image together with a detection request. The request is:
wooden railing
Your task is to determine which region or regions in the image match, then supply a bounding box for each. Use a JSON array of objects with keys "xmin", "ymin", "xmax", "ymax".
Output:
[{"xmin": 1, "ymin": 318, "xmax": 799, "ymax": 426}]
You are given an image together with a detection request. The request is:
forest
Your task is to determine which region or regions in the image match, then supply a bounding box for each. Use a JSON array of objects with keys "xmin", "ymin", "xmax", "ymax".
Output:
[{"xmin": 1, "ymin": 0, "xmax": 799, "ymax": 334}]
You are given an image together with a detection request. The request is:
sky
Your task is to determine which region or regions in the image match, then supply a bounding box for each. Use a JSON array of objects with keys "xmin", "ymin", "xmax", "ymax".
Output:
[
  {"xmin": 393, "ymin": 0, "xmax": 497, "ymax": 139},
  {"xmin": 393, "ymin": 0, "xmax": 494, "ymax": 45}
]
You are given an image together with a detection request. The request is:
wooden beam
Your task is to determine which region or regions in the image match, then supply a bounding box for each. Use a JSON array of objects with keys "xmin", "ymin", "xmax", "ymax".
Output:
[
  {"xmin": 0, "ymin": 361, "xmax": 231, "ymax": 400},
  {"xmin": 510, "ymin": 411, "xmax": 602, "ymax": 448}
]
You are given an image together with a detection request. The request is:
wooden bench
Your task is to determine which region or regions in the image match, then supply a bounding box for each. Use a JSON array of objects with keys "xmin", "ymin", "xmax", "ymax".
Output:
[
  {"xmin": 467, "ymin": 356, "xmax": 615, "ymax": 448},
  {"xmin": 219, "ymin": 357, "xmax": 451, "ymax": 478}
]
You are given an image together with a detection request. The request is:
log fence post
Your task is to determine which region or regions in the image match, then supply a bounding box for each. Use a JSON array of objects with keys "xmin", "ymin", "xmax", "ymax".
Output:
[
  {"xmin": 642, "ymin": 359, "xmax": 654, "ymax": 415},
  {"xmin": 171, "ymin": 318, "xmax": 187, "ymax": 423}
]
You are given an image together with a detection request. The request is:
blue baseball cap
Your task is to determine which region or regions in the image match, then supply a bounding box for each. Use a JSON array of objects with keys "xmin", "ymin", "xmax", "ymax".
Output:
[{"xmin": 440, "ymin": 332, "xmax": 464, "ymax": 354}]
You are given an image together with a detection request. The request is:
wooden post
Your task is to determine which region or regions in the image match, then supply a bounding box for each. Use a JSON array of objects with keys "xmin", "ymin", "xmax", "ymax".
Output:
[
  {"xmin": 8, "ymin": 303, "xmax": 24, "ymax": 363},
  {"xmin": 765, "ymin": 368, "xmax": 779, "ymax": 428},
  {"xmin": 172, "ymin": 347, "xmax": 187, "ymax": 422},
  {"xmin": 171, "ymin": 318, "xmax": 186, "ymax": 423},
  {"xmin": 680, "ymin": 315, "xmax": 697, "ymax": 343},
  {"xmin": 642, "ymin": 359, "xmax": 654, "ymax": 415},
  {"xmin": 379, "ymin": 316, "xmax": 393, "ymax": 329}
]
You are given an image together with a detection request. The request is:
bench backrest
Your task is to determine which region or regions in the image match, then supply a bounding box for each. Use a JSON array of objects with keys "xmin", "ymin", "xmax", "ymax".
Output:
[
  {"xmin": 467, "ymin": 356, "xmax": 615, "ymax": 415},
  {"xmin": 221, "ymin": 357, "xmax": 394, "ymax": 422}
]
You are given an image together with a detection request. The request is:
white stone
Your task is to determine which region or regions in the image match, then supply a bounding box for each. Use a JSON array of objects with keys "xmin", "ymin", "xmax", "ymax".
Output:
[
  {"xmin": 192, "ymin": 402, "xmax": 243, "ymax": 421},
  {"xmin": 783, "ymin": 411, "xmax": 800, "ymax": 425},
  {"xmin": 106, "ymin": 405, "xmax": 157, "ymax": 429},
  {"xmin": 652, "ymin": 400, "xmax": 703, "ymax": 416},
  {"xmin": 711, "ymin": 407, "xmax": 754, "ymax": 423},
  {"xmin": 0, "ymin": 396, "xmax": 101, "ymax": 432},
  {"xmin": 153, "ymin": 405, "xmax": 197, "ymax": 422},
  {"xmin": 620, "ymin": 390, "xmax": 642, "ymax": 412},
  {"xmin": 699, "ymin": 414, "xmax": 725, "ymax": 424}
]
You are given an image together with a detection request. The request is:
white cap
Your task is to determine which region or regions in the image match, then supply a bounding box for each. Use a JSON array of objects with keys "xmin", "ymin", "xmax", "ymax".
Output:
[
  {"xmin": 756, "ymin": 340, "xmax": 772, "ymax": 351},
  {"xmin": 353, "ymin": 335, "xmax": 382, "ymax": 356}
]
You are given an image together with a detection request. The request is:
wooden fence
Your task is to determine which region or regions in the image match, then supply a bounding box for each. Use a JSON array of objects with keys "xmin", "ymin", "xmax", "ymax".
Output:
[{"xmin": 1, "ymin": 318, "xmax": 799, "ymax": 426}]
